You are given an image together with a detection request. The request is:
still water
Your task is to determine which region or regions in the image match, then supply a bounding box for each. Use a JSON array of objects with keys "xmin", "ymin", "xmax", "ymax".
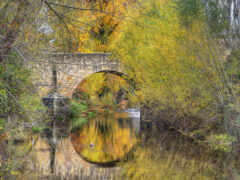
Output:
[{"xmin": 71, "ymin": 107, "xmax": 140, "ymax": 164}]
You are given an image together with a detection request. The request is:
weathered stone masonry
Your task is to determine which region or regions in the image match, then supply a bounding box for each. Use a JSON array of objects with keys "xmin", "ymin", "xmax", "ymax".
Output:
[{"xmin": 29, "ymin": 53, "xmax": 122, "ymax": 97}]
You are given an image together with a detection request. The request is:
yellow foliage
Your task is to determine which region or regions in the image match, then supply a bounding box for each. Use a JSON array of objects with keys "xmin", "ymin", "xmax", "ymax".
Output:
[
  {"xmin": 111, "ymin": 0, "xmax": 221, "ymax": 117},
  {"xmin": 62, "ymin": 0, "xmax": 136, "ymax": 52},
  {"xmin": 74, "ymin": 73, "xmax": 131, "ymax": 105},
  {"xmin": 71, "ymin": 112, "xmax": 137, "ymax": 163}
]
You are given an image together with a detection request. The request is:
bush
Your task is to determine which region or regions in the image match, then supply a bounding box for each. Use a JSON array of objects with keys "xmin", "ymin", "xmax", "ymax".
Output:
[{"xmin": 70, "ymin": 100, "xmax": 90, "ymax": 131}]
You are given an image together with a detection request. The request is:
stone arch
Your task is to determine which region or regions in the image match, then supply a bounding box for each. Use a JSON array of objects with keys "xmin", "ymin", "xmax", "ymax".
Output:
[
  {"xmin": 95, "ymin": 70, "xmax": 126, "ymax": 77},
  {"xmin": 70, "ymin": 69, "xmax": 141, "ymax": 133},
  {"xmin": 30, "ymin": 53, "xmax": 123, "ymax": 97}
]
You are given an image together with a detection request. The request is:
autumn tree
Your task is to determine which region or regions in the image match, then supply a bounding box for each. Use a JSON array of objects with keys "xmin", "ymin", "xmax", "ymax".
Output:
[
  {"xmin": 111, "ymin": 0, "xmax": 224, "ymax": 132},
  {"xmin": 49, "ymin": 0, "xmax": 137, "ymax": 52},
  {"xmin": 0, "ymin": 0, "xmax": 116, "ymax": 177}
]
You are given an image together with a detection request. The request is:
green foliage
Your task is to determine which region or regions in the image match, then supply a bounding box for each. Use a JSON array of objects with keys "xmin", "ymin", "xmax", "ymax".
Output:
[
  {"xmin": 225, "ymin": 49, "xmax": 240, "ymax": 84},
  {"xmin": 87, "ymin": 111, "xmax": 96, "ymax": 119},
  {"xmin": 0, "ymin": 51, "xmax": 32, "ymax": 116},
  {"xmin": 70, "ymin": 100, "xmax": 88, "ymax": 114},
  {"xmin": 32, "ymin": 126, "xmax": 45, "ymax": 134},
  {"xmin": 177, "ymin": 0, "xmax": 229, "ymax": 34},
  {"xmin": 18, "ymin": 95, "xmax": 46, "ymax": 126},
  {"xmin": 71, "ymin": 117, "xmax": 87, "ymax": 131},
  {"xmin": 0, "ymin": 118, "xmax": 5, "ymax": 133},
  {"xmin": 70, "ymin": 100, "xmax": 89, "ymax": 130},
  {"xmin": 19, "ymin": 95, "xmax": 45, "ymax": 113},
  {"xmin": 206, "ymin": 134, "xmax": 236, "ymax": 153},
  {"xmin": 0, "ymin": 88, "xmax": 9, "ymax": 115},
  {"xmin": 202, "ymin": 1, "xmax": 229, "ymax": 35},
  {"xmin": 176, "ymin": 0, "xmax": 204, "ymax": 26},
  {"xmin": 0, "ymin": 51, "xmax": 46, "ymax": 137}
]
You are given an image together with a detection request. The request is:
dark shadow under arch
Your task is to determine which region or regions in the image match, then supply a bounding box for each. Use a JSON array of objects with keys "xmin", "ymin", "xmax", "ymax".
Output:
[
  {"xmin": 95, "ymin": 70, "xmax": 126, "ymax": 78},
  {"xmin": 95, "ymin": 70, "xmax": 136, "ymax": 92}
]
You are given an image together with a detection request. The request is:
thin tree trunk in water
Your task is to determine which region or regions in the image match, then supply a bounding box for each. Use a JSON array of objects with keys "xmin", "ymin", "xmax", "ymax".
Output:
[
  {"xmin": 0, "ymin": 140, "xmax": 7, "ymax": 162},
  {"xmin": 50, "ymin": 63, "xmax": 58, "ymax": 174}
]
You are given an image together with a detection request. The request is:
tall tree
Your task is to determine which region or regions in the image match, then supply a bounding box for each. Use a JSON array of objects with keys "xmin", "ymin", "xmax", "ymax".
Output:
[
  {"xmin": 0, "ymin": 0, "xmax": 116, "ymax": 177},
  {"xmin": 112, "ymin": 0, "xmax": 222, "ymax": 130},
  {"xmin": 50, "ymin": 0, "xmax": 136, "ymax": 52}
]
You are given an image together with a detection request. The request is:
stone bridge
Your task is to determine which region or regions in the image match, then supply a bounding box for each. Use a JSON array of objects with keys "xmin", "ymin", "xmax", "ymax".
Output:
[
  {"xmin": 23, "ymin": 53, "xmax": 140, "ymax": 178},
  {"xmin": 30, "ymin": 53, "xmax": 122, "ymax": 97}
]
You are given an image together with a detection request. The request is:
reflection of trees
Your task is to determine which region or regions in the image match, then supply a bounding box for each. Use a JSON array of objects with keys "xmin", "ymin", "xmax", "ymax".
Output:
[
  {"xmin": 71, "ymin": 112, "xmax": 136, "ymax": 163},
  {"xmin": 70, "ymin": 73, "xmax": 136, "ymax": 163}
]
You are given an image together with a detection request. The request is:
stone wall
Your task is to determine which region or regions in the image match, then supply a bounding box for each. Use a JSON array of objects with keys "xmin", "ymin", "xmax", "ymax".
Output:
[
  {"xmin": 31, "ymin": 136, "xmax": 120, "ymax": 179},
  {"xmin": 29, "ymin": 53, "xmax": 122, "ymax": 97}
]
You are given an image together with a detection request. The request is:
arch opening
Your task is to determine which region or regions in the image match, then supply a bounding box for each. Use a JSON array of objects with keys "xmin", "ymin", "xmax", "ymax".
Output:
[
  {"xmin": 70, "ymin": 71, "xmax": 139, "ymax": 164},
  {"xmin": 72, "ymin": 70, "xmax": 135, "ymax": 109}
]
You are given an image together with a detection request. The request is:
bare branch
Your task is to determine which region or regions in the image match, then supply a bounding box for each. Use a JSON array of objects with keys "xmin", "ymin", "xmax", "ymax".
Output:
[
  {"xmin": 43, "ymin": 1, "xmax": 70, "ymax": 33},
  {"xmin": 44, "ymin": 0, "xmax": 116, "ymax": 15}
]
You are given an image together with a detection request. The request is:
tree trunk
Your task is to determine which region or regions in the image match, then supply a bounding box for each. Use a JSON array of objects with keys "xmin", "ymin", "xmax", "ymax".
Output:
[{"xmin": 0, "ymin": 0, "xmax": 30, "ymax": 63}]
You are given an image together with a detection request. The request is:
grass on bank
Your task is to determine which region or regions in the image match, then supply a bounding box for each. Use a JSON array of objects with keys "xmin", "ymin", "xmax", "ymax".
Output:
[{"xmin": 119, "ymin": 134, "xmax": 231, "ymax": 180}]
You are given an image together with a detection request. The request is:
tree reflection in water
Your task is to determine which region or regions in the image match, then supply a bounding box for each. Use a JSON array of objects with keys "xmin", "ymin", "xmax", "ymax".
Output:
[{"xmin": 71, "ymin": 110, "xmax": 137, "ymax": 164}]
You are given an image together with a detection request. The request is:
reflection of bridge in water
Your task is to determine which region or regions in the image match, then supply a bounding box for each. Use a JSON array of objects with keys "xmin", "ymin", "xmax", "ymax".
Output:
[
  {"xmin": 28, "ymin": 53, "xmax": 141, "ymax": 178},
  {"xmin": 33, "ymin": 136, "xmax": 120, "ymax": 179},
  {"xmin": 33, "ymin": 108, "xmax": 140, "ymax": 178},
  {"xmin": 30, "ymin": 52, "xmax": 141, "ymax": 133}
]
